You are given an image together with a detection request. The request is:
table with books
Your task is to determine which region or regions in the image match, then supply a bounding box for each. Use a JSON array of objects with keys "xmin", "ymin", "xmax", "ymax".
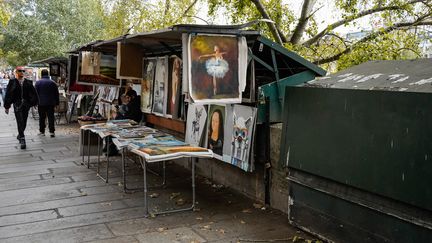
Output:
[{"xmin": 80, "ymin": 120, "xmax": 213, "ymax": 217}]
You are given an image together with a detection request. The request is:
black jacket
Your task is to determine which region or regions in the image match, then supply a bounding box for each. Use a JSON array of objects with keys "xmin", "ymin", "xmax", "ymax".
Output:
[{"xmin": 3, "ymin": 78, "xmax": 39, "ymax": 110}]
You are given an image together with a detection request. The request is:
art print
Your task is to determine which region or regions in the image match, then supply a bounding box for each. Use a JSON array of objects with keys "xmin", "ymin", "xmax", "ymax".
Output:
[
  {"xmin": 141, "ymin": 58, "xmax": 156, "ymax": 113},
  {"xmin": 67, "ymin": 54, "xmax": 93, "ymax": 95},
  {"xmin": 206, "ymin": 105, "xmax": 225, "ymax": 160},
  {"xmin": 78, "ymin": 52, "xmax": 120, "ymax": 86},
  {"xmin": 223, "ymin": 105, "xmax": 257, "ymax": 172},
  {"xmin": 152, "ymin": 56, "xmax": 168, "ymax": 116},
  {"xmin": 185, "ymin": 104, "xmax": 207, "ymax": 146},
  {"xmin": 189, "ymin": 34, "xmax": 241, "ymax": 103}
]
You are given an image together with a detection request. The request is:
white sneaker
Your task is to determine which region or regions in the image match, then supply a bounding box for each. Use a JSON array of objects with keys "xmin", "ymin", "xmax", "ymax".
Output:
[{"xmin": 38, "ymin": 132, "xmax": 45, "ymax": 136}]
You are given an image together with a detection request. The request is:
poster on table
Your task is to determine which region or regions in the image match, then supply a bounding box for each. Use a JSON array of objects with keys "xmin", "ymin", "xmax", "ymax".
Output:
[
  {"xmin": 185, "ymin": 104, "xmax": 207, "ymax": 146},
  {"xmin": 78, "ymin": 51, "xmax": 120, "ymax": 86},
  {"xmin": 167, "ymin": 55, "xmax": 182, "ymax": 119},
  {"xmin": 223, "ymin": 104, "xmax": 257, "ymax": 172},
  {"xmin": 188, "ymin": 34, "xmax": 248, "ymax": 104},
  {"xmin": 141, "ymin": 58, "xmax": 156, "ymax": 113},
  {"xmin": 206, "ymin": 104, "xmax": 226, "ymax": 160},
  {"xmin": 151, "ymin": 56, "xmax": 168, "ymax": 116},
  {"xmin": 66, "ymin": 54, "xmax": 93, "ymax": 95}
]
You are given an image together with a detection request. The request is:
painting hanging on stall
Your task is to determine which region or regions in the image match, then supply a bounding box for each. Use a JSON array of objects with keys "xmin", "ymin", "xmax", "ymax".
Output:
[
  {"xmin": 141, "ymin": 58, "xmax": 156, "ymax": 113},
  {"xmin": 206, "ymin": 104, "xmax": 226, "ymax": 160},
  {"xmin": 152, "ymin": 56, "xmax": 168, "ymax": 116},
  {"xmin": 78, "ymin": 52, "xmax": 120, "ymax": 86},
  {"xmin": 185, "ymin": 104, "xmax": 207, "ymax": 146},
  {"xmin": 189, "ymin": 34, "xmax": 242, "ymax": 104},
  {"xmin": 223, "ymin": 104, "xmax": 257, "ymax": 172},
  {"xmin": 67, "ymin": 54, "xmax": 93, "ymax": 95},
  {"xmin": 49, "ymin": 63, "xmax": 60, "ymax": 76},
  {"xmin": 167, "ymin": 55, "xmax": 182, "ymax": 119}
]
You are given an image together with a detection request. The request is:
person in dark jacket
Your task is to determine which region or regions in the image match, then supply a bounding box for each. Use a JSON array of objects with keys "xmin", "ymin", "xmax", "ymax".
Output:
[
  {"xmin": 35, "ymin": 69, "xmax": 59, "ymax": 137},
  {"xmin": 118, "ymin": 89, "xmax": 142, "ymax": 123},
  {"xmin": 3, "ymin": 66, "xmax": 39, "ymax": 149}
]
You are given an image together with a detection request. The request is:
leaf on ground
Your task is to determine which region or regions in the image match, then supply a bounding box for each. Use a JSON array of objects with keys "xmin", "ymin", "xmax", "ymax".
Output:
[
  {"xmin": 242, "ymin": 209, "xmax": 252, "ymax": 213},
  {"xmin": 157, "ymin": 227, "xmax": 167, "ymax": 232},
  {"xmin": 176, "ymin": 198, "xmax": 185, "ymax": 205},
  {"xmin": 150, "ymin": 193, "xmax": 159, "ymax": 198},
  {"xmin": 80, "ymin": 192, "xmax": 87, "ymax": 196},
  {"xmin": 196, "ymin": 217, "xmax": 203, "ymax": 220},
  {"xmin": 170, "ymin": 192, "xmax": 181, "ymax": 200},
  {"xmin": 253, "ymin": 203, "xmax": 263, "ymax": 209},
  {"xmin": 100, "ymin": 202, "xmax": 112, "ymax": 207}
]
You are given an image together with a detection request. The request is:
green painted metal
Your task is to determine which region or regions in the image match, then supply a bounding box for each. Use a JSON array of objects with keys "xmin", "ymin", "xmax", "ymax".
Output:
[
  {"xmin": 270, "ymin": 49, "xmax": 279, "ymax": 82},
  {"xmin": 280, "ymin": 86, "xmax": 432, "ymax": 210},
  {"xmin": 250, "ymin": 53, "xmax": 274, "ymax": 72},
  {"xmin": 289, "ymin": 182, "xmax": 432, "ymax": 243},
  {"xmin": 257, "ymin": 36, "xmax": 326, "ymax": 76},
  {"xmin": 257, "ymin": 70, "xmax": 316, "ymax": 123}
]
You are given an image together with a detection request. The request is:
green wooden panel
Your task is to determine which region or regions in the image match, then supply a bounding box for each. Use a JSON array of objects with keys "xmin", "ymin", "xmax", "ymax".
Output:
[
  {"xmin": 280, "ymin": 86, "xmax": 432, "ymax": 210},
  {"xmin": 290, "ymin": 182, "xmax": 432, "ymax": 243},
  {"xmin": 257, "ymin": 70, "xmax": 316, "ymax": 123}
]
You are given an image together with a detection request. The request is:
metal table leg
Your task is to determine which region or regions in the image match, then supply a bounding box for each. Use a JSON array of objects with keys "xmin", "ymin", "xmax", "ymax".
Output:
[
  {"xmin": 87, "ymin": 130, "xmax": 91, "ymax": 168},
  {"xmin": 97, "ymin": 136, "xmax": 109, "ymax": 183},
  {"xmin": 142, "ymin": 157, "xmax": 196, "ymax": 217}
]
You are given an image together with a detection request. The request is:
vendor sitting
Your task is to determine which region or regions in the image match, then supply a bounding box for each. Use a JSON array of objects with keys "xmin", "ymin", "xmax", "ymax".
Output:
[{"xmin": 116, "ymin": 89, "xmax": 142, "ymax": 123}]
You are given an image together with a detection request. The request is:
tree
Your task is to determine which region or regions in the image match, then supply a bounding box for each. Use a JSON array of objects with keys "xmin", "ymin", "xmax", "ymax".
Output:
[
  {"xmin": 0, "ymin": 0, "xmax": 106, "ymax": 66},
  {"xmin": 207, "ymin": 0, "xmax": 432, "ymax": 71},
  {"xmin": 100, "ymin": 0, "xmax": 200, "ymax": 39}
]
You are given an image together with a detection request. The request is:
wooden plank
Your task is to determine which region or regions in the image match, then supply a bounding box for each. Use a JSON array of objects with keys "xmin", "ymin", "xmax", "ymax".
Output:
[{"xmin": 144, "ymin": 114, "xmax": 185, "ymax": 134}]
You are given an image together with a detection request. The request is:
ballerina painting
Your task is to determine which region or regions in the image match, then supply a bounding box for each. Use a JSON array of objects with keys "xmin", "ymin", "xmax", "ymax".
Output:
[
  {"xmin": 189, "ymin": 34, "xmax": 241, "ymax": 103},
  {"xmin": 199, "ymin": 45, "xmax": 228, "ymax": 96}
]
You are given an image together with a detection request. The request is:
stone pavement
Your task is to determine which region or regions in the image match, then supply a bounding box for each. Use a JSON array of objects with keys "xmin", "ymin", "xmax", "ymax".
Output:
[{"xmin": 0, "ymin": 109, "xmax": 315, "ymax": 243}]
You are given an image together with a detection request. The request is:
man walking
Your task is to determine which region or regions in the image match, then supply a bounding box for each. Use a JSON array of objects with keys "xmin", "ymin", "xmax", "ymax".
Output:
[
  {"xmin": 3, "ymin": 66, "xmax": 39, "ymax": 149},
  {"xmin": 35, "ymin": 69, "xmax": 59, "ymax": 137}
]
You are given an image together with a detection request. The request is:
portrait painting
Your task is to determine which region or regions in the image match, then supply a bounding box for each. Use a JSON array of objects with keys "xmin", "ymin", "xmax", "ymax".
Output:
[
  {"xmin": 188, "ymin": 34, "xmax": 241, "ymax": 103},
  {"xmin": 152, "ymin": 56, "xmax": 168, "ymax": 116},
  {"xmin": 206, "ymin": 104, "xmax": 225, "ymax": 160},
  {"xmin": 185, "ymin": 104, "xmax": 207, "ymax": 146},
  {"xmin": 167, "ymin": 55, "xmax": 182, "ymax": 118},
  {"xmin": 141, "ymin": 58, "xmax": 156, "ymax": 113}
]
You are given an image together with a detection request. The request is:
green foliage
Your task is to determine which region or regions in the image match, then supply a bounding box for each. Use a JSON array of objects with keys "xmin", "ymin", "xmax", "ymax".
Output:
[
  {"xmin": 336, "ymin": 30, "xmax": 421, "ymax": 71},
  {"xmin": 0, "ymin": 0, "xmax": 105, "ymax": 66}
]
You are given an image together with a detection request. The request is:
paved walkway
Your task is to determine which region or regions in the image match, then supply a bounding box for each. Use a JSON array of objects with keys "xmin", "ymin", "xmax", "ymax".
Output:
[{"xmin": 0, "ymin": 109, "xmax": 314, "ymax": 243}]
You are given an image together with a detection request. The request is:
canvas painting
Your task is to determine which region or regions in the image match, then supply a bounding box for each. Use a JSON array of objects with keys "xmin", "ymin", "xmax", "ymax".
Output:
[
  {"xmin": 223, "ymin": 104, "xmax": 257, "ymax": 172},
  {"xmin": 206, "ymin": 104, "xmax": 225, "ymax": 160},
  {"xmin": 78, "ymin": 52, "xmax": 120, "ymax": 86},
  {"xmin": 189, "ymin": 34, "xmax": 241, "ymax": 103},
  {"xmin": 141, "ymin": 58, "xmax": 156, "ymax": 113},
  {"xmin": 152, "ymin": 56, "xmax": 168, "ymax": 116},
  {"xmin": 49, "ymin": 63, "xmax": 60, "ymax": 76},
  {"xmin": 185, "ymin": 104, "xmax": 207, "ymax": 146},
  {"xmin": 167, "ymin": 55, "xmax": 182, "ymax": 118},
  {"xmin": 67, "ymin": 54, "xmax": 93, "ymax": 94}
]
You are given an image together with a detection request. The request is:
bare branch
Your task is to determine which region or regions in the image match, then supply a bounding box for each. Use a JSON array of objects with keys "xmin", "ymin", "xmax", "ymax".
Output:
[
  {"xmin": 291, "ymin": 0, "xmax": 317, "ymax": 44},
  {"xmin": 173, "ymin": 0, "xmax": 199, "ymax": 23},
  {"xmin": 303, "ymin": 0, "xmax": 425, "ymax": 47},
  {"xmin": 250, "ymin": 0, "xmax": 283, "ymax": 44},
  {"xmin": 313, "ymin": 19, "xmax": 432, "ymax": 65}
]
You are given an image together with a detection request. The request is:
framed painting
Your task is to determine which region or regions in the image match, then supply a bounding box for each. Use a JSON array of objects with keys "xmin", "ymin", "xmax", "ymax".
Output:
[{"xmin": 67, "ymin": 54, "xmax": 93, "ymax": 95}]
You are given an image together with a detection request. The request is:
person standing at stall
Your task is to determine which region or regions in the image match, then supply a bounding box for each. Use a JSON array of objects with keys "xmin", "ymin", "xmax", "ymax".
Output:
[
  {"xmin": 3, "ymin": 66, "xmax": 39, "ymax": 149},
  {"xmin": 35, "ymin": 69, "xmax": 59, "ymax": 137}
]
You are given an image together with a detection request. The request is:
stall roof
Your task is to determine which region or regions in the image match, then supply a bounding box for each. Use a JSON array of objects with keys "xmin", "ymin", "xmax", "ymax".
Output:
[
  {"xmin": 71, "ymin": 23, "xmax": 325, "ymax": 77},
  {"xmin": 306, "ymin": 59, "xmax": 432, "ymax": 93},
  {"xmin": 30, "ymin": 56, "xmax": 68, "ymax": 66}
]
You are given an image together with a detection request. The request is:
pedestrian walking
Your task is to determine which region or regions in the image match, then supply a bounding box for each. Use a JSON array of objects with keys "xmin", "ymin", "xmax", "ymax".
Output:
[
  {"xmin": 3, "ymin": 66, "xmax": 39, "ymax": 149},
  {"xmin": 35, "ymin": 69, "xmax": 59, "ymax": 137}
]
